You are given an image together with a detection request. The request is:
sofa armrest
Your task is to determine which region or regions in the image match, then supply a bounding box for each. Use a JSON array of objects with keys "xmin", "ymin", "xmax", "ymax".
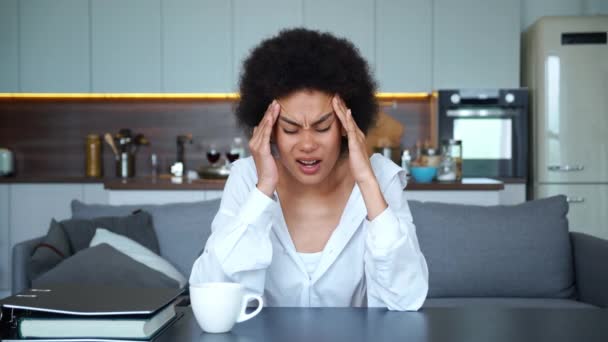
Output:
[
  {"xmin": 571, "ymin": 232, "xmax": 608, "ymax": 308},
  {"xmin": 11, "ymin": 236, "xmax": 43, "ymax": 294}
]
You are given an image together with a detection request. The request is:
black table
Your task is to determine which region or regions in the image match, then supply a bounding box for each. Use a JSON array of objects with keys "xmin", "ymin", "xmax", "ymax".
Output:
[{"xmin": 157, "ymin": 307, "xmax": 608, "ymax": 342}]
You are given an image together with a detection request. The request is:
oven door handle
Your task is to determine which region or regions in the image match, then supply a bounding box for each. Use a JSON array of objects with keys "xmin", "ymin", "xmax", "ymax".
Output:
[{"xmin": 547, "ymin": 165, "xmax": 585, "ymax": 172}]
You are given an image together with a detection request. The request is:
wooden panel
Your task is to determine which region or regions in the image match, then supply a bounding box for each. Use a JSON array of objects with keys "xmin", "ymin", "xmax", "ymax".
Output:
[
  {"xmin": 0, "ymin": 185, "xmax": 9, "ymax": 291},
  {"xmin": 19, "ymin": 0, "xmax": 90, "ymax": 92},
  {"xmin": 0, "ymin": 98, "xmax": 243, "ymax": 178},
  {"xmin": 0, "ymin": 97, "xmax": 430, "ymax": 179},
  {"xmin": 91, "ymin": 0, "xmax": 162, "ymax": 92},
  {"xmin": 304, "ymin": 0, "xmax": 375, "ymax": 69},
  {"xmin": 380, "ymin": 99, "xmax": 432, "ymax": 152},
  {"xmin": 0, "ymin": 0, "xmax": 18, "ymax": 92},
  {"xmin": 162, "ymin": 0, "xmax": 232, "ymax": 92},
  {"xmin": 375, "ymin": 0, "xmax": 432, "ymax": 92},
  {"xmin": 233, "ymin": 0, "xmax": 303, "ymax": 88}
]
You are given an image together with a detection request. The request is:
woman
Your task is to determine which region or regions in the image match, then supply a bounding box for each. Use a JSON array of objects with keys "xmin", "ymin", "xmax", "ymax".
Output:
[{"xmin": 190, "ymin": 28, "xmax": 428, "ymax": 311}]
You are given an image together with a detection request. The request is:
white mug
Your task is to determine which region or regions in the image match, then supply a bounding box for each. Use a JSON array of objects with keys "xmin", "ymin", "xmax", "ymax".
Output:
[{"xmin": 189, "ymin": 282, "xmax": 264, "ymax": 333}]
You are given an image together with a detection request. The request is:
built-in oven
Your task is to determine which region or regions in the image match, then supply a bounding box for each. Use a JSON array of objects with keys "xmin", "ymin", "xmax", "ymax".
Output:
[{"xmin": 437, "ymin": 89, "xmax": 529, "ymax": 179}]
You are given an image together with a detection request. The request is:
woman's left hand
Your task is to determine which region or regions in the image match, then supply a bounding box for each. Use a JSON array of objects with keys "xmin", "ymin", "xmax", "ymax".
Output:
[{"xmin": 332, "ymin": 95, "xmax": 375, "ymax": 184}]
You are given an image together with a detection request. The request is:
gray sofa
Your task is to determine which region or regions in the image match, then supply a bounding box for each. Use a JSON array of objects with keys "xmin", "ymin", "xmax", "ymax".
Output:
[{"xmin": 12, "ymin": 195, "xmax": 608, "ymax": 309}]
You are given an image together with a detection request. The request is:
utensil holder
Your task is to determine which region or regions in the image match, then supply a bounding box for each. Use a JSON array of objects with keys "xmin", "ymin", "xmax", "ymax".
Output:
[{"xmin": 116, "ymin": 152, "xmax": 135, "ymax": 178}]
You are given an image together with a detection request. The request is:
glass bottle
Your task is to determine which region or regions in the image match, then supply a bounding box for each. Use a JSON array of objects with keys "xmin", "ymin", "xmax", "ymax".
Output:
[{"xmin": 401, "ymin": 149, "xmax": 411, "ymax": 176}]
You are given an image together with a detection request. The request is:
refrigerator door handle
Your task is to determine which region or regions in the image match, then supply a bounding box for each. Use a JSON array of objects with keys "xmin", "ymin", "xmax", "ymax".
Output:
[
  {"xmin": 566, "ymin": 196, "xmax": 585, "ymax": 204},
  {"xmin": 547, "ymin": 165, "xmax": 585, "ymax": 172}
]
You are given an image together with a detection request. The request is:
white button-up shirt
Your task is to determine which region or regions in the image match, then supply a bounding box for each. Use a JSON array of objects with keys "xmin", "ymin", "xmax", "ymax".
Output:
[{"xmin": 190, "ymin": 154, "xmax": 429, "ymax": 311}]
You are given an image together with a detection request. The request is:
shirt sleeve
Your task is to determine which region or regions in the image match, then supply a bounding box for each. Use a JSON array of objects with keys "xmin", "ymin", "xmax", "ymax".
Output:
[
  {"xmin": 189, "ymin": 161, "xmax": 278, "ymax": 296},
  {"xmin": 364, "ymin": 167, "xmax": 429, "ymax": 311}
]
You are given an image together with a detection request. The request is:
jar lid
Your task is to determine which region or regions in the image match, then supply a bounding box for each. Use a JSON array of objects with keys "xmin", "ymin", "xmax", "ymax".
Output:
[
  {"xmin": 441, "ymin": 139, "xmax": 462, "ymax": 145},
  {"xmin": 422, "ymin": 148, "xmax": 438, "ymax": 155}
]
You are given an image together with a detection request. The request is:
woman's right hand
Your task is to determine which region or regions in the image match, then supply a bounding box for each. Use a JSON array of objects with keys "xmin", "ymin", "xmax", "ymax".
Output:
[{"xmin": 250, "ymin": 100, "xmax": 280, "ymax": 197}]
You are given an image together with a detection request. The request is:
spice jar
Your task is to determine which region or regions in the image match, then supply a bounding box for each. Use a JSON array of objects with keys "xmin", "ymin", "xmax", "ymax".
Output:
[
  {"xmin": 420, "ymin": 147, "xmax": 441, "ymax": 167},
  {"xmin": 85, "ymin": 134, "xmax": 102, "ymax": 178}
]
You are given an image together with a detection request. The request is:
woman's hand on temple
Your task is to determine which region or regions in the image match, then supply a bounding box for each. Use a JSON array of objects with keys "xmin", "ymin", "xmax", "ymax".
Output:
[
  {"xmin": 332, "ymin": 95, "xmax": 375, "ymax": 185},
  {"xmin": 250, "ymin": 100, "xmax": 280, "ymax": 197},
  {"xmin": 333, "ymin": 95, "xmax": 387, "ymax": 220}
]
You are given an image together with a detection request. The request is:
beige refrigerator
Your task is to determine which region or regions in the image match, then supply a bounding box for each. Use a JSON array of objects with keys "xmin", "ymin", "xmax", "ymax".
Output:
[{"xmin": 523, "ymin": 15, "xmax": 608, "ymax": 240}]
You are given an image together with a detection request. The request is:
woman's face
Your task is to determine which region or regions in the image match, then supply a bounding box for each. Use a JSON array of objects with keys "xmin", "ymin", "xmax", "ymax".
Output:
[{"xmin": 274, "ymin": 89, "xmax": 343, "ymax": 186}]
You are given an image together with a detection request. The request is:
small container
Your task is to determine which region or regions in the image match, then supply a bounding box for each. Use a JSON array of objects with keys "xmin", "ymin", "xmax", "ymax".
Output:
[
  {"xmin": 85, "ymin": 134, "xmax": 102, "ymax": 178},
  {"xmin": 0, "ymin": 148, "xmax": 14, "ymax": 176},
  {"xmin": 441, "ymin": 139, "xmax": 463, "ymax": 181},
  {"xmin": 437, "ymin": 151, "xmax": 457, "ymax": 182},
  {"xmin": 410, "ymin": 166, "xmax": 437, "ymax": 183}
]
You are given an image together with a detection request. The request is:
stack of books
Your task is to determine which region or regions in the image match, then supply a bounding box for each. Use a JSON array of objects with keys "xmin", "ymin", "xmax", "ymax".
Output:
[{"xmin": 0, "ymin": 285, "xmax": 184, "ymax": 341}]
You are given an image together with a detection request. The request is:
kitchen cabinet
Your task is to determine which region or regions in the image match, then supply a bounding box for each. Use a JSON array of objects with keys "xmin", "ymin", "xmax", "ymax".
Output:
[
  {"xmin": 0, "ymin": 185, "xmax": 10, "ymax": 298},
  {"xmin": 19, "ymin": 0, "xmax": 90, "ymax": 92},
  {"xmin": 162, "ymin": 0, "xmax": 232, "ymax": 92},
  {"xmin": 91, "ymin": 0, "xmax": 162, "ymax": 92},
  {"xmin": 233, "ymin": 0, "xmax": 303, "ymax": 89},
  {"xmin": 375, "ymin": 0, "xmax": 432, "ymax": 92},
  {"xmin": 304, "ymin": 0, "xmax": 375, "ymax": 70},
  {"xmin": 535, "ymin": 184, "xmax": 608, "ymax": 240},
  {"xmin": 433, "ymin": 0, "xmax": 520, "ymax": 89},
  {"xmin": 0, "ymin": 0, "xmax": 18, "ymax": 92}
]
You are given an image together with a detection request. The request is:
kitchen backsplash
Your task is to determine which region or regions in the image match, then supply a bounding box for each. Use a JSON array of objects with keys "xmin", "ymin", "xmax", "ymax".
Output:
[{"xmin": 0, "ymin": 95, "xmax": 431, "ymax": 178}]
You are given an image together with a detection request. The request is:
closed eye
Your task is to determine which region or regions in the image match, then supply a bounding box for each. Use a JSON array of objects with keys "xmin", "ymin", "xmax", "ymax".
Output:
[{"xmin": 283, "ymin": 126, "xmax": 331, "ymax": 134}]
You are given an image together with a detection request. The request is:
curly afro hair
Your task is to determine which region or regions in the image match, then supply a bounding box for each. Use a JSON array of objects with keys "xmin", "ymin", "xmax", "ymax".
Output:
[{"xmin": 236, "ymin": 28, "xmax": 378, "ymax": 136}]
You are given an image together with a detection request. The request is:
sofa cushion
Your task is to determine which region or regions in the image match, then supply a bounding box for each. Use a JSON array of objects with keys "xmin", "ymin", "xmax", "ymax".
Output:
[
  {"xmin": 32, "ymin": 244, "xmax": 180, "ymax": 289},
  {"xmin": 27, "ymin": 211, "xmax": 159, "ymax": 282},
  {"xmin": 59, "ymin": 211, "xmax": 159, "ymax": 254},
  {"xmin": 90, "ymin": 228, "xmax": 187, "ymax": 288},
  {"xmin": 71, "ymin": 199, "xmax": 221, "ymax": 278},
  {"xmin": 422, "ymin": 298, "xmax": 596, "ymax": 309},
  {"xmin": 409, "ymin": 195, "xmax": 575, "ymax": 299},
  {"xmin": 28, "ymin": 220, "xmax": 71, "ymax": 282}
]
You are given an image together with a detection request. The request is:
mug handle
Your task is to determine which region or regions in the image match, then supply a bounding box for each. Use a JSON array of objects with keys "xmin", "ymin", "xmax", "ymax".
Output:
[{"xmin": 236, "ymin": 294, "xmax": 264, "ymax": 323}]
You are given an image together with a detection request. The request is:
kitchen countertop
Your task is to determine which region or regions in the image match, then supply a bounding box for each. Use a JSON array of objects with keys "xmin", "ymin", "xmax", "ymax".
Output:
[
  {"xmin": 104, "ymin": 176, "xmax": 504, "ymax": 191},
  {"xmin": 0, "ymin": 175, "xmax": 505, "ymax": 191}
]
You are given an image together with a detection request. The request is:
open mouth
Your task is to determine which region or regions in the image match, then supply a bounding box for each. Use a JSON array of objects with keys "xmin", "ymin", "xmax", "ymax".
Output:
[
  {"xmin": 296, "ymin": 159, "xmax": 322, "ymax": 175},
  {"xmin": 297, "ymin": 159, "xmax": 321, "ymax": 166}
]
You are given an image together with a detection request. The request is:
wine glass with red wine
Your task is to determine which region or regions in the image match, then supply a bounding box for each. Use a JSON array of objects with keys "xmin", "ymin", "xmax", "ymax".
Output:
[
  {"xmin": 225, "ymin": 151, "xmax": 240, "ymax": 163},
  {"xmin": 206, "ymin": 144, "xmax": 221, "ymax": 167}
]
